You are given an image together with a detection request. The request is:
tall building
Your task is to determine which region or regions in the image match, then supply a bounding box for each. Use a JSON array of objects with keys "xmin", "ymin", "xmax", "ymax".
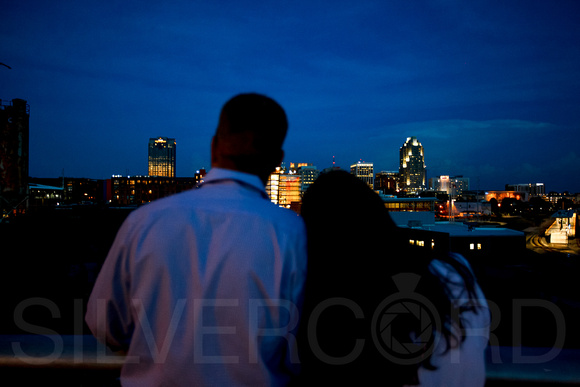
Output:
[
  {"xmin": 350, "ymin": 161, "xmax": 374, "ymax": 189},
  {"xmin": 266, "ymin": 163, "xmax": 303, "ymax": 210},
  {"xmin": 399, "ymin": 136, "xmax": 426, "ymax": 193},
  {"xmin": 0, "ymin": 98, "xmax": 30, "ymax": 215},
  {"xmin": 148, "ymin": 137, "xmax": 176, "ymax": 177}
]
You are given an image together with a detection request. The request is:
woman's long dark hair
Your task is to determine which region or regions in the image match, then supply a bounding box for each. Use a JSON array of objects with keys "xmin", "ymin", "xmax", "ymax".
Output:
[{"xmin": 294, "ymin": 170, "xmax": 480, "ymax": 386}]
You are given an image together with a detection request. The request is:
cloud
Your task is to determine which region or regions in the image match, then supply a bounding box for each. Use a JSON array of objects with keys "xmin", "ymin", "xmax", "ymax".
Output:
[{"xmin": 5, "ymin": 1, "xmax": 580, "ymax": 193}]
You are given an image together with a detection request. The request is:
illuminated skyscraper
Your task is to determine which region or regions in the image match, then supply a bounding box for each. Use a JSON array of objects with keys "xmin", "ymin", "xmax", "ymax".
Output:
[
  {"xmin": 350, "ymin": 161, "xmax": 374, "ymax": 189},
  {"xmin": 148, "ymin": 137, "xmax": 176, "ymax": 177},
  {"xmin": 399, "ymin": 136, "xmax": 426, "ymax": 193},
  {"xmin": 266, "ymin": 163, "xmax": 302, "ymax": 209}
]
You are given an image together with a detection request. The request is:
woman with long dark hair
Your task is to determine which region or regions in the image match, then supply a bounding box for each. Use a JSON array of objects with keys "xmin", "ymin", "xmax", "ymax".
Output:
[{"xmin": 294, "ymin": 170, "xmax": 489, "ymax": 386}]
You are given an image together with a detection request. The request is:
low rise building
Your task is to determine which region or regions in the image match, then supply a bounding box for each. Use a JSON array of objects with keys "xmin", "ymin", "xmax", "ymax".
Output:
[
  {"xmin": 485, "ymin": 190, "xmax": 529, "ymax": 203},
  {"xmin": 381, "ymin": 196, "xmax": 439, "ymax": 212},
  {"xmin": 389, "ymin": 211, "xmax": 526, "ymax": 260},
  {"xmin": 110, "ymin": 170, "xmax": 205, "ymax": 206},
  {"xmin": 505, "ymin": 183, "xmax": 545, "ymax": 196}
]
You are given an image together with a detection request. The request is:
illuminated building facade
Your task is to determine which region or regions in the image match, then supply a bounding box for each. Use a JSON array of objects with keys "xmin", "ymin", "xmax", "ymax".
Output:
[
  {"xmin": 111, "ymin": 170, "xmax": 205, "ymax": 205},
  {"xmin": 399, "ymin": 136, "xmax": 426, "ymax": 193},
  {"xmin": 350, "ymin": 161, "xmax": 374, "ymax": 189},
  {"xmin": 266, "ymin": 163, "xmax": 303, "ymax": 210},
  {"xmin": 546, "ymin": 210, "xmax": 576, "ymax": 244},
  {"xmin": 29, "ymin": 177, "xmax": 105, "ymax": 205},
  {"xmin": 485, "ymin": 190, "xmax": 529, "ymax": 203},
  {"xmin": 279, "ymin": 174, "xmax": 301, "ymax": 207},
  {"xmin": 148, "ymin": 137, "xmax": 176, "ymax": 177},
  {"xmin": 28, "ymin": 183, "xmax": 63, "ymax": 209},
  {"xmin": 0, "ymin": 98, "xmax": 29, "ymax": 216},
  {"xmin": 429, "ymin": 175, "xmax": 470, "ymax": 195},
  {"xmin": 382, "ymin": 197, "xmax": 438, "ymax": 212},
  {"xmin": 266, "ymin": 168, "xmax": 280, "ymax": 204},
  {"xmin": 505, "ymin": 183, "xmax": 545, "ymax": 196},
  {"xmin": 28, "ymin": 171, "xmax": 206, "ymax": 207}
]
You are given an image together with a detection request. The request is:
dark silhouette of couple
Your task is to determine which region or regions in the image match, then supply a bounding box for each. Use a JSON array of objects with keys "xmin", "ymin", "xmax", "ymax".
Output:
[{"xmin": 87, "ymin": 93, "xmax": 489, "ymax": 386}]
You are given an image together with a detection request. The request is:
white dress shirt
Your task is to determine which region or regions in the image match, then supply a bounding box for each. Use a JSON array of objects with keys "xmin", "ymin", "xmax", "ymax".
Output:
[{"xmin": 86, "ymin": 168, "xmax": 308, "ymax": 387}]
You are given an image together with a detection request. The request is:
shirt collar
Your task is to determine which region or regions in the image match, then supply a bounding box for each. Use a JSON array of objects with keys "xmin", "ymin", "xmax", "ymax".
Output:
[{"xmin": 203, "ymin": 167, "xmax": 267, "ymax": 195}]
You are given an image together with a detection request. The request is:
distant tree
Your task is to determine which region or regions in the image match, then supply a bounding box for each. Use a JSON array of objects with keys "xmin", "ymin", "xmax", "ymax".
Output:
[
  {"xmin": 499, "ymin": 198, "xmax": 511, "ymax": 214},
  {"xmin": 500, "ymin": 197, "xmax": 524, "ymax": 215}
]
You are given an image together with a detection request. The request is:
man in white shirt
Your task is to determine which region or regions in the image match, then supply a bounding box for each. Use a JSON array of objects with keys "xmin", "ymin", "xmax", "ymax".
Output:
[{"xmin": 86, "ymin": 93, "xmax": 308, "ymax": 386}]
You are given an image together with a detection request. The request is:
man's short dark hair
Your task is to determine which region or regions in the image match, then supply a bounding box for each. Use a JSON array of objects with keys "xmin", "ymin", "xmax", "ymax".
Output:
[{"xmin": 215, "ymin": 93, "xmax": 288, "ymax": 156}]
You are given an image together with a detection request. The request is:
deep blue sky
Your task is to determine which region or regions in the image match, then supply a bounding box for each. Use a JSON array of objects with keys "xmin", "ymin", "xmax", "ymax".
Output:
[{"xmin": 2, "ymin": 1, "xmax": 580, "ymax": 192}]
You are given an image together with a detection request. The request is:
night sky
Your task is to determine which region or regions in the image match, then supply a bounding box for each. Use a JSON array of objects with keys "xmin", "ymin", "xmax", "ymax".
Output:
[{"xmin": 2, "ymin": 1, "xmax": 580, "ymax": 192}]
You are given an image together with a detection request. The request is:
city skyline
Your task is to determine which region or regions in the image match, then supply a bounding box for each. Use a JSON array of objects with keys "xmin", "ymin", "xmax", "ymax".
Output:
[
  {"xmin": 3, "ymin": 97, "xmax": 579, "ymax": 195},
  {"xmin": 2, "ymin": 1, "xmax": 580, "ymax": 192}
]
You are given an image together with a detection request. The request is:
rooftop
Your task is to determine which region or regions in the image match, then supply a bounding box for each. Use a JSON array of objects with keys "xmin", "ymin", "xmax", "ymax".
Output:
[
  {"xmin": 389, "ymin": 211, "xmax": 525, "ymax": 238},
  {"xmin": 427, "ymin": 221, "xmax": 524, "ymax": 237}
]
